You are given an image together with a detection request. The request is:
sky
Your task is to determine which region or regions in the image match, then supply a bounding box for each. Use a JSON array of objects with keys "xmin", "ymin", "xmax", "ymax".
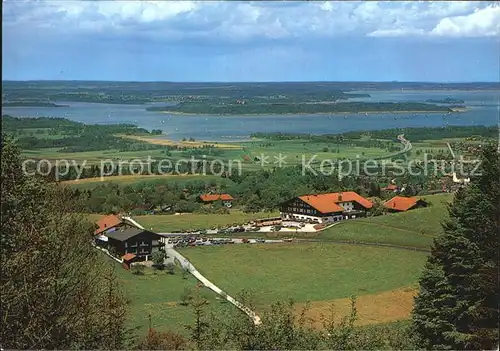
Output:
[{"xmin": 2, "ymin": 1, "xmax": 500, "ymax": 82}]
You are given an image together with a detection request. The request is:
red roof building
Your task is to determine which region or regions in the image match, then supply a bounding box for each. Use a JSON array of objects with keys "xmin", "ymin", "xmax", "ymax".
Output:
[
  {"xmin": 382, "ymin": 184, "xmax": 399, "ymax": 192},
  {"xmin": 298, "ymin": 191, "xmax": 373, "ymax": 212},
  {"xmin": 199, "ymin": 194, "xmax": 234, "ymax": 202},
  {"xmin": 94, "ymin": 215, "xmax": 123, "ymax": 235},
  {"xmin": 280, "ymin": 191, "xmax": 373, "ymax": 224},
  {"xmin": 383, "ymin": 196, "xmax": 428, "ymax": 212},
  {"xmin": 122, "ymin": 253, "xmax": 137, "ymax": 261}
]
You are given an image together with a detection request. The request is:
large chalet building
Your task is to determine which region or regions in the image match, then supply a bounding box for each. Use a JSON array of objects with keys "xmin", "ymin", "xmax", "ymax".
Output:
[
  {"xmin": 93, "ymin": 215, "xmax": 164, "ymax": 262},
  {"xmin": 103, "ymin": 227, "xmax": 164, "ymax": 261},
  {"xmin": 279, "ymin": 191, "xmax": 373, "ymax": 224}
]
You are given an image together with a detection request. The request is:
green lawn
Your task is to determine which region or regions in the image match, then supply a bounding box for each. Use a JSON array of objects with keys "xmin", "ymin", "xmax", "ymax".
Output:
[
  {"xmin": 135, "ymin": 211, "xmax": 279, "ymax": 232},
  {"xmin": 242, "ymin": 139, "xmax": 393, "ymax": 166},
  {"xmin": 181, "ymin": 243, "xmax": 428, "ymax": 308},
  {"xmin": 22, "ymin": 138, "xmax": 395, "ymax": 169},
  {"xmin": 357, "ymin": 193, "xmax": 452, "ymax": 236},
  {"xmin": 317, "ymin": 193, "xmax": 452, "ymax": 248},
  {"xmin": 86, "ymin": 213, "xmax": 104, "ymax": 223},
  {"xmin": 316, "ymin": 222, "xmax": 434, "ymax": 248},
  {"xmin": 108, "ymin": 261, "xmax": 230, "ymax": 337}
]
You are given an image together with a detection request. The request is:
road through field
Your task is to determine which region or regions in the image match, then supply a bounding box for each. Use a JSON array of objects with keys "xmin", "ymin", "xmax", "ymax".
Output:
[
  {"xmin": 125, "ymin": 216, "xmax": 262, "ymax": 326},
  {"xmin": 167, "ymin": 248, "xmax": 262, "ymax": 326}
]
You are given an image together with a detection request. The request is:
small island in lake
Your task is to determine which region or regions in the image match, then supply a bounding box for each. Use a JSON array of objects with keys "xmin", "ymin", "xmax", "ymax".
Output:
[
  {"xmin": 425, "ymin": 97, "xmax": 465, "ymax": 104},
  {"xmin": 146, "ymin": 101, "xmax": 451, "ymax": 115}
]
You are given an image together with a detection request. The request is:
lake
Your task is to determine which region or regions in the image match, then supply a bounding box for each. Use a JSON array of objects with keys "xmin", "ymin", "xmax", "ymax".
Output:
[{"xmin": 2, "ymin": 90, "xmax": 498, "ymax": 141}]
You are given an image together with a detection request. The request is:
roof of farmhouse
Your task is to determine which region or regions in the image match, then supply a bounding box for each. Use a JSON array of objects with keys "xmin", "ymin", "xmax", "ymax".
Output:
[
  {"xmin": 94, "ymin": 215, "xmax": 122, "ymax": 235},
  {"xmin": 200, "ymin": 193, "xmax": 234, "ymax": 202},
  {"xmin": 106, "ymin": 227, "xmax": 159, "ymax": 242},
  {"xmin": 297, "ymin": 191, "xmax": 373, "ymax": 214},
  {"xmin": 383, "ymin": 196, "xmax": 423, "ymax": 211}
]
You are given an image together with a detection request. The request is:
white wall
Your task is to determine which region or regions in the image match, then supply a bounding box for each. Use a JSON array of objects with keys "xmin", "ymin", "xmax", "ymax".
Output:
[
  {"xmin": 338, "ymin": 201, "xmax": 354, "ymax": 211},
  {"xmin": 280, "ymin": 212, "xmax": 343, "ymax": 223}
]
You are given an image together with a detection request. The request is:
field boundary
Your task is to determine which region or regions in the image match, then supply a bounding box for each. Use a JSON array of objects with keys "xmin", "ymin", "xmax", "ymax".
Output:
[
  {"xmin": 349, "ymin": 220, "xmax": 436, "ymax": 237},
  {"xmin": 300, "ymin": 238, "xmax": 431, "ymax": 253}
]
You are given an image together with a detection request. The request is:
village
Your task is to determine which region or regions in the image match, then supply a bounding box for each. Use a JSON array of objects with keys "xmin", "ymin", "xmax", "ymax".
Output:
[{"xmin": 93, "ymin": 185, "xmax": 436, "ymax": 269}]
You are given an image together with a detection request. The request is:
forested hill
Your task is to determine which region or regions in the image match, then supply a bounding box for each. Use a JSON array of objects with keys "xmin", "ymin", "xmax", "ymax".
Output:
[{"xmin": 1, "ymin": 115, "xmax": 163, "ymax": 153}]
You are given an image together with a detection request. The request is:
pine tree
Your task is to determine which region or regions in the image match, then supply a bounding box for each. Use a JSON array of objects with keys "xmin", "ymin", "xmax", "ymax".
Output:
[{"xmin": 412, "ymin": 144, "xmax": 499, "ymax": 350}]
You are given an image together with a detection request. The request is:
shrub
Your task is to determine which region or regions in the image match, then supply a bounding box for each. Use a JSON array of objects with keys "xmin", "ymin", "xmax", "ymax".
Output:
[
  {"xmin": 131, "ymin": 264, "xmax": 145, "ymax": 275},
  {"xmin": 165, "ymin": 263, "xmax": 176, "ymax": 275},
  {"xmin": 180, "ymin": 287, "xmax": 193, "ymax": 306}
]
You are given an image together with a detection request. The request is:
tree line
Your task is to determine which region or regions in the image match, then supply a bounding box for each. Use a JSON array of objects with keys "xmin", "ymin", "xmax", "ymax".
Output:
[
  {"xmin": 73, "ymin": 166, "xmax": 439, "ymax": 215},
  {"xmin": 2, "ymin": 115, "xmax": 163, "ymax": 152},
  {"xmin": 251, "ymin": 125, "xmax": 498, "ymax": 143}
]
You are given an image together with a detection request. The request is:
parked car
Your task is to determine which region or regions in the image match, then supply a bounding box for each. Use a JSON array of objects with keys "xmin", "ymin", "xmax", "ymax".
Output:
[
  {"xmin": 242, "ymin": 238, "xmax": 250, "ymax": 244},
  {"xmin": 256, "ymin": 238, "xmax": 265, "ymax": 243}
]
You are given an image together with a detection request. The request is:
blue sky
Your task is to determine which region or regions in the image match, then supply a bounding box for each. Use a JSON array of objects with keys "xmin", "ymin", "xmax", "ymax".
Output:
[{"xmin": 3, "ymin": 1, "xmax": 500, "ymax": 82}]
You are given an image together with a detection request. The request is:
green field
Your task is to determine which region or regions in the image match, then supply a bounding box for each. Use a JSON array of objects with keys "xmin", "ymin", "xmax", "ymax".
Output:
[
  {"xmin": 317, "ymin": 193, "xmax": 452, "ymax": 248},
  {"xmin": 316, "ymin": 222, "xmax": 435, "ymax": 248},
  {"xmin": 241, "ymin": 139, "xmax": 393, "ymax": 166},
  {"xmin": 22, "ymin": 137, "xmax": 396, "ymax": 170},
  {"xmin": 108, "ymin": 260, "xmax": 230, "ymax": 337},
  {"xmin": 135, "ymin": 210, "xmax": 279, "ymax": 232},
  {"xmin": 180, "ymin": 243, "xmax": 428, "ymax": 308},
  {"xmin": 64, "ymin": 174, "xmax": 232, "ymax": 189},
  {"xmin": 22, "ymin": 148, "xmax": 170, "ymax": 164},
  {"xmin": 357, "ymin": 193, "xmax": 452, "ymax": 236}
]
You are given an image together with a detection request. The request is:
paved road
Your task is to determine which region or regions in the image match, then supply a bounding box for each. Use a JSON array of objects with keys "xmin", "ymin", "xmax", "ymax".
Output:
[{"xmin": 397, "ymin": 133, "xmax": 412, "ymax": 153}]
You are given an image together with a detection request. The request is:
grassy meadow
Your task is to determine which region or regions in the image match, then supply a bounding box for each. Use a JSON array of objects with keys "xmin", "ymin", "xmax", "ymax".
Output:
[
  {"xmin": 317, "ymin": 193, "xmax": 453, "ymax": 248},
  {"xmin": 180, "ymin": 243, "xmax": 428, "ymax": 308},
  {"xmin": 109, "ymin": 261, "xmax": 231, "ymax": 337},
  {"xmin": 22, "ymin": 137, "xmax": 396, "ymax": 170}
]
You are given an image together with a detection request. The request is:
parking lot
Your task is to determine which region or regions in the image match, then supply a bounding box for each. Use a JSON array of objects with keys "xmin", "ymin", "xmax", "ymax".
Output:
[{"xmin": 162, "ymin": 235, "xmax": 288, "ymax": 248}]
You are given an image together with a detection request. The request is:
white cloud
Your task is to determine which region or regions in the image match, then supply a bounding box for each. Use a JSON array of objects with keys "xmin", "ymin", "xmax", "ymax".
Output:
[
  {"xmin": 430, "ymin": 4, "xmax": 500, "ymax": 37},
  {"xmin": 2, "ymin": 0, "xmax": 499, "ymax": 40},
  {"xmin": 368, "ymin": 27, "xmax": 425, "ymax": 38}
]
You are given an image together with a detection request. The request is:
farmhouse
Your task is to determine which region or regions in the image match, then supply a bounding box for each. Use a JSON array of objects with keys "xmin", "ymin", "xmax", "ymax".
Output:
[
  {"xmin": 381, "ymin": 184, "xmax": 399, "ymax": 192},
  {"xmin": 199, "ymin": 193, "xmax": 234, "ymax": 207},
  {"xmin": 97, "ymin": 227, "xmax": 165, "ymax": 261},
  {"xmin": 94, "ymin": 214, "xmax": 125, "ymax": 235},
  {"xmin": 279, "ymin": 191, "xmax": 373, "ymax": 223},
  {"xmin": 384, "ymin": 196, "xmax": 428, "ymax": 212}
]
